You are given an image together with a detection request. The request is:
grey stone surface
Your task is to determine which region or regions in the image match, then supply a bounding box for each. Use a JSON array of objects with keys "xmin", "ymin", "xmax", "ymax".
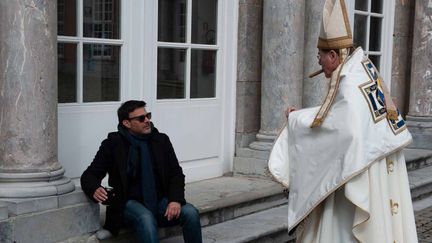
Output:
[
  {"xmin": 0, "ymin": 203, "xmax": 7, "ymax": 220},
  {"xmin": 0, "ymin": 0, "xmax": 75, "ymax": 197},
  {"xmin": 58, "ymin": 187, "xmax": 93, "ymax": 208},
  {"xmin": 408, "ymin": 0, "xmax": 432, "ymax": 117},
  {"xmin": 0, "ymin": 201, "xmax": 100, "ymax": 243},
  {"xmin": 2, "ymin": 195, "xmax": 58, "ymax": 216},
  {"xmin": 302, "ymin": 0, "xmax": 327, "ymax": 108},
  {"xmin": 201, "ymin": 205, "xmax": 291, "ymax": 243},
  {"xmin": 413, "ymin": 194, "xmax": 432, "ymax": 212},
  {"xmin": 236, "ymin": 147, "xmax": 270, "ymax": 160},
  {"xmin": 236, "ymin": 81, "xmax": 261, "ymax": 133},
  {"xmin": 405, "ymin": 148, "xmax": 432, "ymax": 170},
  {"xmin": 233, "ymin": 156, "xmax": 269, "ymax": 177},
  {"xmin": 391, "ymin": 35, "xmax": 412, "ymax": 115},
  {"xmin": 260, "ymin": 0, "xmax": 304, "ymax": 136},
  {"xmin": 407, "ymin": 6, "xmax": 432, "ymax": 150},
  {"xmin": 237, "ymin": 0, "xmax": 263, "ymax": 83},
  {"xmin": 409, "ymin": 164, "xmax": 432, "ymax": 200},
  {"xmin": 1, "ymin": 188, "xmax": 94, "ymax": 216},
  {"xmin": 390, "ymin": 0, "xmax": 414, "ymax": 115},
  {"xmin": 235, "ymin": 0, "xmax": 263, "ymax": 154},
  {"xmin": 407, "ymin": 115, "xmax": 432, "ymax": 150},
  {"xmin": 0, "ymin": 219, "xmax": 14, "ymax": 243}
]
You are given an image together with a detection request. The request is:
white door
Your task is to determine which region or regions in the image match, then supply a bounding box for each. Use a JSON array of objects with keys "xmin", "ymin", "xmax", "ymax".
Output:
[{"xmin": 57, "ymin": 0, "xmax": 237, "ymax": 183}]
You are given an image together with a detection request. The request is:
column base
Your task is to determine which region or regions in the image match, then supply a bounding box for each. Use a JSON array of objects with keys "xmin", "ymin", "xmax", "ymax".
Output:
[
  {"xmin": 0, "ymin": 187, "xmax": 100, "ymax": 243},
  {"xmin": 0, "ymin": 168, "xmax": 75, "ymax": 198},
  {"xmin": 406, "ymin": 115, "xmax": 432, "ymax": 150},
  {"xmin": 234, "ymin": 132, "xmax": 277, "ymax": 177}
]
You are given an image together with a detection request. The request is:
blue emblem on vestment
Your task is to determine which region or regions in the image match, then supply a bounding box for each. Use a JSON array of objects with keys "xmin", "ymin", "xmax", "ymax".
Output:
[{"xmin": 359, "ymin": 59, "xmax": 407, "ymax": 135}]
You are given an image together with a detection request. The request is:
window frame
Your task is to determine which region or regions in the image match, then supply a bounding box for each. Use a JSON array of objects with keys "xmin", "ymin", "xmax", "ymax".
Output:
[
  {"xmin": 155, "ymin": 0, "xmax": 221, "ymax": 101},
  {"xmin": 347, "ymin": 0, "xmax": 395, "ymax": 88},
  {"xmin": 57, "ymin": 0, "xmax": 125, "ymax": 105}
]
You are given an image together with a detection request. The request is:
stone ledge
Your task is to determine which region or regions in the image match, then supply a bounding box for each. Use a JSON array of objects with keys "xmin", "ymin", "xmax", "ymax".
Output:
[
  {"xmin": 0, "ymin": 202, "xmax": 100, "ymax": 243},
  {"xmin": 1, "ymin": 188, "xmax": 92, "ymax": 216}
]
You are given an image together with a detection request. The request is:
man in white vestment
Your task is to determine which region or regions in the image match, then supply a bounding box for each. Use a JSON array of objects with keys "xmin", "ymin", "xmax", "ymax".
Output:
[{"xmin": 268, "ymin": 0, "xmax": 418, "ymax": 242}]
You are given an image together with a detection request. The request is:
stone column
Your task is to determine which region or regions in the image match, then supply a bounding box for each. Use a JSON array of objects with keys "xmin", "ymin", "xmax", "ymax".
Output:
[
  {"xmin": 302, "ymin": 0, "xmax": 326, "ymax": 108},
  {"xmin": 406, "ymin": 0, "xmax": 432, "ymax": 150},
  {"xmin": 0, "ymin": 0, "xmax": 75, "ymax": 197},
  {"xmin": 249, "ymin": 0, "xmax": 304, "ymax": 150}
]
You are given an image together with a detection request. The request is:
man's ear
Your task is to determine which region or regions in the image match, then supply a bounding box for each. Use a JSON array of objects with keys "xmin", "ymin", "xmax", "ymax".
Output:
[
  {"xmin": 330, "ymin": 50, "xmax": 339, "ymax": 64},
  {"xmin": 122, "ymin": 120, "xmax": 131, "ymax": 129}
]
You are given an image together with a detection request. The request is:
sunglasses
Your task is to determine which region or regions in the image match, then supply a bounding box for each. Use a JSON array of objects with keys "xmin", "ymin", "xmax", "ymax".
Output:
[{"xmin": 128, "ymin": 112, "xmax": 152, "ymax": 122}]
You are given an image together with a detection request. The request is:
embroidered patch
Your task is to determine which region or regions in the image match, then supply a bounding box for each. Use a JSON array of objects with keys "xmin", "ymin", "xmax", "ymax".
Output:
[
  {"xmin": 359, "ymin": 59, "xmax": 407, "ymax": 134},
  {"xmin": 358, "ymin": 79, "xmax": 387, "ymax": 123},
  {"xmin": 387, "ymin": 108, "xmax": 407, "ymax": 135}
]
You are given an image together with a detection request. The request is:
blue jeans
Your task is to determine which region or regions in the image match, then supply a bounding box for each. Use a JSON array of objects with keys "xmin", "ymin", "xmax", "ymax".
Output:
[{"xmin": 123, "ymin": 198, "xmax": 202, "ymax": 243}]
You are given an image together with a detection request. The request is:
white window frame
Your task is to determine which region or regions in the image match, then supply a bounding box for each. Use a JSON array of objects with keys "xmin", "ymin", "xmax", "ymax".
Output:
[
  {"xmin": 154, "ymin": 0, "xmax": 221, "ymax": 102},
  {"xmin": 57, "ymin": 0, "xmax": 125, "ymax": 104},
  {"xmin": 347, "ymin": 0, "xmax": 395, "ymax": 88}
]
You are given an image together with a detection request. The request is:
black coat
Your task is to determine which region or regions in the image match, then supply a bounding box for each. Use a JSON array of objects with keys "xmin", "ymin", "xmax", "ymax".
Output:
[{"xmin": 80, "ymin": 126, "xmax": 185, "ymax": 234}]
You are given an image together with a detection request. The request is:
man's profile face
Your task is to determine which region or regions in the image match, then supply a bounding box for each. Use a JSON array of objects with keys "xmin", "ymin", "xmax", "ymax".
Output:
[
  {"xmin": 122, "ymin": 107, "xmax": 152, "ymax": 135},
  {"xmin": 318, "ymin": 49, "xmax": 340, "ymax": 78}
]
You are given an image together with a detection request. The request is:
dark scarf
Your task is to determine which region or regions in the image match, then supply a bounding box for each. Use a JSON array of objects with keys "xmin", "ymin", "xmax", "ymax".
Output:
[{"xmin": 118, "ymin": 125, "xmax": 158, "ymax": 215}]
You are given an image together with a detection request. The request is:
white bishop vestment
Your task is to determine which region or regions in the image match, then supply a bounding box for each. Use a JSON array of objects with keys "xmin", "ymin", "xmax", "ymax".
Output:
[{"xmin": 268, "ymin": 48, "xmax": 418, "ymax": 243}]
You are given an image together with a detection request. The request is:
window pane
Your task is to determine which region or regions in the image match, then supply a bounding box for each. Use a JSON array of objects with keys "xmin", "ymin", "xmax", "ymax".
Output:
[
  {"xmin": 83, "ymin": 0, "xmax": 120, "ymax": 39},
  {"xmin": 369, "ymin": 17, "xmax": 382, "ymax": 51},
  {"xmin": 157, "ymin": 48, "xmax": 186, "ymax": 99},
  {"xmin": 158, "ymin": 0, "xmax": 187, "ymax": 43},
  {"xmin": 192, "ymin": 0, "xmax": 217, "ymax": 44},
  {"xmin": 83, "ymin": 44, "xmax": 120, "ymax": 102},
  {"xmin": 57, "ymin": 0, "xmax": 77, "ymax": 36},
  {"xmin": 58, "ymin": 43, "xmax": 77, "ymax": 103},
  {"xmin": 354, "ymin": 14, "xmax": 367, "ymax": 49},
  {"xmin": 369, "ymin": 55, "xmax": 380, "ymax": 70},
  {"xmin": 191, "ymin": 50, "xmax": 216, "ymax": 98},
  {"xmin": 371, "ymin": 0, "xmax": 383, "ymax": 13},
  {"xmin": 355, "ymin": 0, "xmax": 368, "ymax": 11}
]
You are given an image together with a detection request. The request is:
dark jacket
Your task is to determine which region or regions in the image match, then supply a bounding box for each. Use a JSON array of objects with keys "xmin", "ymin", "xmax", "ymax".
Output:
[{"xmin": 80, "ymin": 126, "xmax": 185, "ymax": 235}]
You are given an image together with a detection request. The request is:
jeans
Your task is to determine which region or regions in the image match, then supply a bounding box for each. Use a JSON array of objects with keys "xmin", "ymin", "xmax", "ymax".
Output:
[{"xmin": 123, "ymin": 198, "xmax": 202, "ymax": 243}]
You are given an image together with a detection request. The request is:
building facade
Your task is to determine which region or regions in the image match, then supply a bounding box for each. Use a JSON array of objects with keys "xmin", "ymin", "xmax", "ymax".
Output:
[{"xmin": 0, "ymin": 0, "xmax": 431, "ymax": 241}]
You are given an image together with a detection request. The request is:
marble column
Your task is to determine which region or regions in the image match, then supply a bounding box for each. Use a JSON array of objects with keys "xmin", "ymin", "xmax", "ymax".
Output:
[
  {"xmin": 302, "ymin": 0, "xmax": 326, "ymax": 108},
  {"xmin": 249, "ymin": 0, "xmax": 304, "ymax": 150},
  {"xmin": 406, "ymin": 0, "xmax": 432, "ymax": 150},
  {"xmin": 0, "ymin": 0, "xmax": 75, "ymax": 197}
]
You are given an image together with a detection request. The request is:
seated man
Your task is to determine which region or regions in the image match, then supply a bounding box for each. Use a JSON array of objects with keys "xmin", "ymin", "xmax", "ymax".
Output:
[{"xmin": 81, "ymin": 100, "xmax": 202, "ymax": 243}]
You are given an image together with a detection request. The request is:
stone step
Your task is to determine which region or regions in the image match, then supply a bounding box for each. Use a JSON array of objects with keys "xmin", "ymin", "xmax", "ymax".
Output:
[
  {"xmin": 162, "ymin": 205, "xmax": 295, "ymax": 243},
  {"xmin": 405, "ymin": 148, "xmax": 432, "ymax": 171},
  {"xmin": 409, "ymin": 164, "xmax": 432, "ymax": 201},
  {"xmin": 100, "ymin": 176, "xmax": 287, "ymax": 242}
]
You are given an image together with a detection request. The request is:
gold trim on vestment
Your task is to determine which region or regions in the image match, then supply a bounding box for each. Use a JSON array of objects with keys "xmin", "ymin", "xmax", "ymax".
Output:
[{"xmin": 310, "ymin": 47, "xmax": 361, "ymax": 128}]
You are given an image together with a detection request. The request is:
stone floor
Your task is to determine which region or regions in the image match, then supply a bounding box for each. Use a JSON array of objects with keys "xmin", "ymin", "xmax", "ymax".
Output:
[{"xmin": 416, "ymin": 206, "xmax": 432, "ymax": 243}]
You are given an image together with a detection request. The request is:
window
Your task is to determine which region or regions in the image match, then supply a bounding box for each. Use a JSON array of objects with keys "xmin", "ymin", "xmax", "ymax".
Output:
[
  {"xmin": 353, "ymin": 0, "xmax": 384, "ymax": 69},
  {"xmin": 157, "ymin": 0, "xmax": 218, "ymax": 99},
  {"xmin": 57, "ymin": 0, "xmax": 121, "ymax": 103}
]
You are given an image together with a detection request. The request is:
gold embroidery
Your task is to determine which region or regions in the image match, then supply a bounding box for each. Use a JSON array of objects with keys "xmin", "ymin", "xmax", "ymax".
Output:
[
  {"xmin": 390, "ymin": 199, "xmax": 399, "ymax": 215},
  {"xmin": 386, "ymin": 159, "xmax": 395, "ymax": 174}
]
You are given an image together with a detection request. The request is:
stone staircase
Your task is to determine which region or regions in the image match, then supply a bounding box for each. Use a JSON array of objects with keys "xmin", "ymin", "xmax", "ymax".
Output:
[
  {"xmin": 406, "ymin": 149, "xmax": 432, "ymax": 212},
  {"xmin": 100, "ymin": 176, "xmax": 294, "ymax": 243},
  {"xmin": 99, "ymin": 149, "xmax": 432, "ymax": 243}
]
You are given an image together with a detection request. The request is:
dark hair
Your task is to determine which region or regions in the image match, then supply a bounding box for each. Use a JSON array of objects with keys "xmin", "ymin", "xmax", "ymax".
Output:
[{"xmin": 117, "ymin": 100, "xmax": 147, "ymax": 124}]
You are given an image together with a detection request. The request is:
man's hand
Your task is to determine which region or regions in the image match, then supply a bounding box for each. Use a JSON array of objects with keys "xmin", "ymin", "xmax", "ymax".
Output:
[
  {"xmin": 285, "ymin": 106, "xmax": 297, "ymax": 119},
  {"xmin": 164, "ymin": 201, "xmax": 181, "ymax": 221},
  {"xmin": 93, "ymin": 186, "xmax": 108, "ymax": 203}
]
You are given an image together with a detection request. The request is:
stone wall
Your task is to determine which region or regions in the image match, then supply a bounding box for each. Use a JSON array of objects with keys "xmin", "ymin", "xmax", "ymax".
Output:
[{"xmin": 235, "ymin": 0, "xmax": 263, "ymax": 150}]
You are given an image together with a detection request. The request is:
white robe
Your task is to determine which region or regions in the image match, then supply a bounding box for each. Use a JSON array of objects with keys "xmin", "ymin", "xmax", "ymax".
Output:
[{"xmin": 268, "ymin": 48, "xmax": 418, "ymax": 243}]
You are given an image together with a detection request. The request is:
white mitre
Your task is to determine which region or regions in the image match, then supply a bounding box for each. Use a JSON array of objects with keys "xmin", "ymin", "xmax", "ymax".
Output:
[{"xmin": 317, "ymin": 0, "xmax": 353, "ymax": 49}]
